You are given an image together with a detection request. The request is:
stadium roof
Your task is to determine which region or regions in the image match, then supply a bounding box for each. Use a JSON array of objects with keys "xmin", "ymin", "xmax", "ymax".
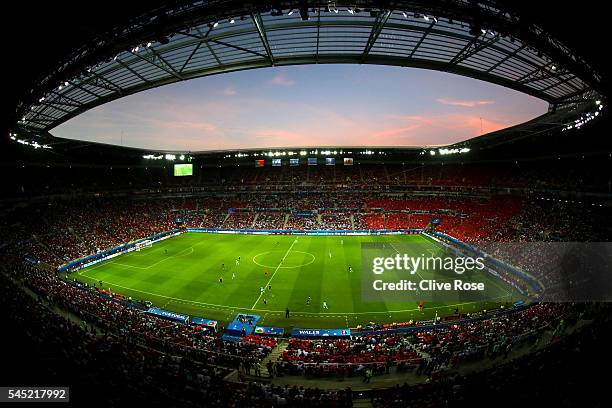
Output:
[{"xmin": 15, "ymin": 0, "xmax": 604, "ymax": 135}]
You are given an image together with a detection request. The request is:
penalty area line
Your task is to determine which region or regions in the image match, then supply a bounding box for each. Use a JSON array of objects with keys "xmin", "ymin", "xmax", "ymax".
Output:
[{"xmin": 250, "ymin": 238, "xmax": 297, "ymax": 309}]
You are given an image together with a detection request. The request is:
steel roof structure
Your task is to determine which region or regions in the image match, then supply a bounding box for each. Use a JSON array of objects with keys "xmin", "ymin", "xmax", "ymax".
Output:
[{"xmin": 15, "ymin": 0, "xmax": 604, "ymax": 136}]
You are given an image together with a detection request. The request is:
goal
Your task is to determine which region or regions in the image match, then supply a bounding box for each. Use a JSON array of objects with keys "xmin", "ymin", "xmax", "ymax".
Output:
[{"xmin": 135, "ymin": 240, "xmax": 153, "ymax": 251}]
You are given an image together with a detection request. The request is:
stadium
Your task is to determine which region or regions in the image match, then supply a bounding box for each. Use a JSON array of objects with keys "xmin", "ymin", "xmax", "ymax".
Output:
[{"xmin": 1, "ymin": 1, "xmax": 611, "ymax": 407}]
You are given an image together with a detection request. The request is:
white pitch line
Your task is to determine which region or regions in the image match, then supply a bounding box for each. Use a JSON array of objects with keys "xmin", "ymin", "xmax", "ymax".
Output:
[
  {"xmin": 388, "ymin": 241, "xmax": 426, "ymax": 281},
  {"xmin": 80, "ymin": 246, "xmax": 194, "ymax": 274},
  {"xmin": 425, "ymin": 243, "xmax": 511, "ymax": 297},
  {"xmin": 250, "ymin": 238, "xmax": 297, "ymax": 309},
  {"xmin": 121, "ymin": 246, "xmax": 195, "ymax": 270},
  {"xmin": 74, "ymin": 277, "xmax": 507, "ymax": 315}
]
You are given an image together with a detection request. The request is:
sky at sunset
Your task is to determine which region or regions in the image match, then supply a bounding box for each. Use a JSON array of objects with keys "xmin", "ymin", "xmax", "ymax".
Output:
[{"xmin": 51, "ymin": 65, "xmax": 549, "ymax": 151}]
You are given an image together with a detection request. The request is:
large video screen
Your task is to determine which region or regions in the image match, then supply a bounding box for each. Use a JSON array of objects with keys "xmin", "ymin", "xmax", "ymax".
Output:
[{"xmin": 173, "ymin": 163, "xmax": 193, "ymax": 177}]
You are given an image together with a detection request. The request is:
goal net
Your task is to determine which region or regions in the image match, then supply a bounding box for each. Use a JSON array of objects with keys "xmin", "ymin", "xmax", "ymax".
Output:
[{"xmin": 135, "ymin": 240, "xmax": 153, "ymax": 251}]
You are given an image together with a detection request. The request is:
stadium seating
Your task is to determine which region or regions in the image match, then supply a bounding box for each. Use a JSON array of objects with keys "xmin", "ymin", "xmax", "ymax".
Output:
[{"xmin": 1, "ymin": 164, "xmax": 609, "ymax": 406}]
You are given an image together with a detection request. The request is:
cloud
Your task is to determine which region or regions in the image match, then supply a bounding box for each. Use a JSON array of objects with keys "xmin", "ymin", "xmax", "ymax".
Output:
[
  {"xmin": 55, "ymin": 99, "xmax": 515, "ymax": 150},
  {"xmin": 269, "ymin": 72, "xmax": 295, "ymax": 86},
  {"xmin": 52, "ymin": 66, "xmax": 546, "ymax": 151},
  {"xmin": 371, "ymin": 113, "xmax": 510, "ymax": 146},
  {"xmin": 222, "ymin": 87, "xmax": 237, "ymax": 96},
  {"xmin": 436, "ymin": 98, "xmax": 495, "ymax": 108}
]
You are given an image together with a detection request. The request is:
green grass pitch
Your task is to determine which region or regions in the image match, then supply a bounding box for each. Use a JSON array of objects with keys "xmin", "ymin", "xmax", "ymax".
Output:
[{"xmin": 74, "ymin": 232, "xmax": 522, "ymax": 329}]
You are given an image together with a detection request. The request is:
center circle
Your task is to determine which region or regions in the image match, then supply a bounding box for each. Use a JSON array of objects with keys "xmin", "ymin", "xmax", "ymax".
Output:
[{"xmin": 252, "ymin": 250, "xmax": 316, "ymax": 269}]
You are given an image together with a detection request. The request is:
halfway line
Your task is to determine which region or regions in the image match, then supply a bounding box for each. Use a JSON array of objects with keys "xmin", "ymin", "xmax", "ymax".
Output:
[{"xmin": 250, "ymin": 238, "xmax": 297, "ymax": 309}]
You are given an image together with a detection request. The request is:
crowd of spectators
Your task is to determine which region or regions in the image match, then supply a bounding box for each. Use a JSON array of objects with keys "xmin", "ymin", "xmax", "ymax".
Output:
[
  {"xmin": 285, "ymin": 215, "xmax": 319, "ymax": 230},
  {"xmin": 3, "ymin": 259, "xmax": 604, "ymax": 407},
  {"xmin": 319, "ymin": 212, "xmax": 353, "ymax": 229},
  {"xmin": 371, "ymin": 303, "xmax": 610, "ymax": 407},
  {"xmin": 252, "ymin": 212, "xmax": 287, "ymax": 229},
  {"xmin": 275, "ymin": 303, "xmax": 570, "ymax": 378},
  {"xmin": 6, "ymin": 158, "xmax": 612, "ymax": 200},
  {"xmin": 0, "ymin": 179, "xmax": 608, "ymax": 406},
  {"xmin": 411, "ymin": 303, "xmax": 568, "ymax": 368},
  {"xmin": 5, "ymin": 191, "xmax": 603, "ymax": 260},
  {"xmin": 5, "ymin": 255, "xmax": 269, "ymax": 367},
  {"xmin": 224, "ymin": 212, "xmax": 256, "ymax": 229},
  {"xmin": 281, "ymin": 336, "xmax": 420, "ymax": 365},
  {"xmin": 1, "ymin": 272, "xmax": 355, "ymax": 407}
]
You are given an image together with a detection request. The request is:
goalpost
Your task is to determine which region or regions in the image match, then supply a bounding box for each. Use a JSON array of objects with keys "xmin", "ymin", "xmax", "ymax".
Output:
[{"xmin": 135, "ymin": 240, "xmax": 153, "ymax": 251}]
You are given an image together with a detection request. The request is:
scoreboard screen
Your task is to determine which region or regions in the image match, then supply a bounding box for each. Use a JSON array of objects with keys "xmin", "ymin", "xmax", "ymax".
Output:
[{"xmin": 173, "ymin": 163, "xmax": 193, "ymax": 176}]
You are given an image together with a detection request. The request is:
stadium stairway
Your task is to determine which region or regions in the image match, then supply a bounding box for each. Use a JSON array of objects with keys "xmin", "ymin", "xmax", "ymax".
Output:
[
  {"xmin": 282, "ymin": 213, "xmax": 290, "ymax": 229},
  {"xmin": 411, "ymin": 345, "xmax": 432, "ymax": 361},
  {"xmin": 383, "ymin": 165, "xmax": 390, "ymax": 182},
  {"xmin": 33, "ymin": 237, "xmax": 63, "ymax": 265},
  {"xmin": 67, "ymin": 226, "xmax": 79, "ymax": 240},
  {"xmin": 353, "ymin": 398, "xmax": 374, "ymax": 408},
  {"xmin": 225, "ymin": 340, "xmax": 289, "ymax": 382},
  {"xmin": 251, "ymin": 213, "xmax": 259, "ymax": 228},
  {"xmin": 221, "ymin": 213, "xmax": 230, "ymax": 227},
  {"xmin": 260, "ymin": 340, "xmax": 289, "ymax": 377}
]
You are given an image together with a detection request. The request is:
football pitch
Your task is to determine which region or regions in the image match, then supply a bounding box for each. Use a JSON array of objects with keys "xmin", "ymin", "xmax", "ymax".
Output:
[{"xmin": 74, "ymin": 232, "xmax": 522, "ymax": 329}]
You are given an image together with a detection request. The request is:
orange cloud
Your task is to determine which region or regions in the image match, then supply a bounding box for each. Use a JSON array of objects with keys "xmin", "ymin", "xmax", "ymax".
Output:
[
  {"xmin": 437, "ymin": 98, "xmax": 495, "ymax": 107},
  {"xmin": 53, "ymin": 77, "xmax": 538, "ymax": 151}
]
